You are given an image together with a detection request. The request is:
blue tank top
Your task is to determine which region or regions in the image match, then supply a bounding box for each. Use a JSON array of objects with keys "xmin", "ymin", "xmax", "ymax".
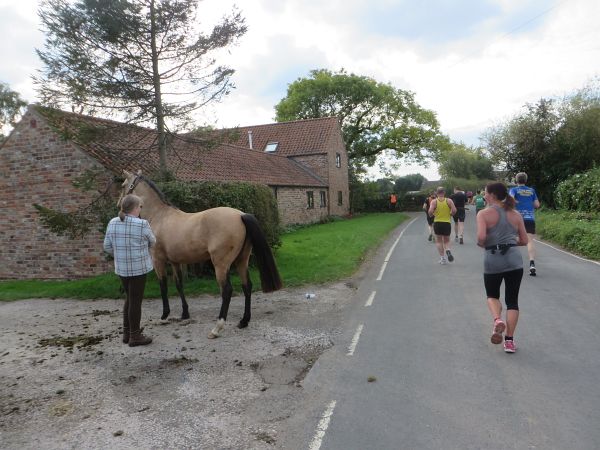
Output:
[
  {"xmin": 483, "ymin": 206, "xmax": 523, "ymax": 274},
  {"xmin": 509, "ymin": 185, "xmax": 538, "ymax": 221}
]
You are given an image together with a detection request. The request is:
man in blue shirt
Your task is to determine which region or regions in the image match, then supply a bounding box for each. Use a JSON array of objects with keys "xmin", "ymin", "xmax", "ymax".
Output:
[{"xmin": 509, "ymin": 172, "xmax": 540, "ymax": 276}]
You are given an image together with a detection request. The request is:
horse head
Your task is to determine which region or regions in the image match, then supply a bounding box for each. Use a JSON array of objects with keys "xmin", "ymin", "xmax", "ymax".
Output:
[{"xmin": 117, "ymin": 169, "xmax": 143, "ymax": 208}]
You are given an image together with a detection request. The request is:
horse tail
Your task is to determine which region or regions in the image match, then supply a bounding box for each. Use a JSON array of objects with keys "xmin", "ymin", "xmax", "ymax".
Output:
[{"xmin": 241, "ymin": 214, "xmax": 283, "ymax": 293}]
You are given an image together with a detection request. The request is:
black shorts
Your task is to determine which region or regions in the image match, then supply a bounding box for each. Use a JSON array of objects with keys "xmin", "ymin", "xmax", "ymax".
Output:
[
  {"xmin": 433, "ymin": 222, "xmax": 451, "ymax": 236},
  {"xmin": 524, "ymin": 220, "xmax": 536, "ymax": 234},
  {"xmin": 453, "ymin": 208, "xmax": 466, "ymax": 222},
  {"xmin": 483, "ymin": 269, "xmax": 523, "ymax": 310}
]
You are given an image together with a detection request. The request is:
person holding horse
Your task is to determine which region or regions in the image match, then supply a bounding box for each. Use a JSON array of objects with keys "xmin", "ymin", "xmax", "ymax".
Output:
[{"xmin": 104, "ymin": 194, "xmax": 156, "ymax": 347}]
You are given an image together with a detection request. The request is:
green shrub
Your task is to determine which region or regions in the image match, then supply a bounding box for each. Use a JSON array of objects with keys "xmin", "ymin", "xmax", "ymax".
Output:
[
  {"xmin": 555, "ymin": 167, "xmax": 600, "ymax": 212},
  {"xmin": 158, "ymin": 180, "xmax": 281, "ymax": 248},
  {"xmin": 537, "ymin": 209, "xmax": 600, "ymax": 260}
]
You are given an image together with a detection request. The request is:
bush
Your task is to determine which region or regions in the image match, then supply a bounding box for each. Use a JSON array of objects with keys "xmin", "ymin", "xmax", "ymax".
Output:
[
  {"xmin": 555, "ymin": 167, "xmax": 600, "ymax": 212},
  {"xmin": 158, "ymin": 180, "xmax": 281, "ymax": 249},
  {"xmin": 537, "ymin": 209, "xmax": 600, "ymax": 260}
]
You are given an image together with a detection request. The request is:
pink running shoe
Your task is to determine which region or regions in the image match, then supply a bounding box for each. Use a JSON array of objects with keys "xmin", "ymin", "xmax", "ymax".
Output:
[
  {"xmin": 503, "ymin": 340, "xmax": 516, "ymax": 353},
  {"xmin": 491, "ymin": 318, "xmax": 506, "ymax": 344}
]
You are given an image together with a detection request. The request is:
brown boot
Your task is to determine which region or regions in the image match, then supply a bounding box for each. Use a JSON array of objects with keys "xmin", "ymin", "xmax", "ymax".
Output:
[{"xmin": 128, "ymin": 330, "xmax": 152, "ymax": 347}]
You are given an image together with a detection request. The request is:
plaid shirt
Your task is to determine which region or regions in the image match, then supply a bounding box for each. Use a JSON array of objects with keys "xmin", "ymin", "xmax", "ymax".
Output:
[{"xmin": 103, "ymin": 215, "xmax": 156, "ymax": 277}]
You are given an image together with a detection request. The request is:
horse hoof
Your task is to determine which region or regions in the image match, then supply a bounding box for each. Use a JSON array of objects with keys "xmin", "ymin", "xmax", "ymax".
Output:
[
  {"xmin": 161, "ymin": 312, "xmax": 170, "ymax": 321},
  {"xmin": 181, "ymin": 314, "xmax": 190, "ymax": 320},
  {"xmin": 159, "ymin": 319, "xmax": 170, "ymax": 325},
  {"xmin": 207, "ymin": 332, "xmax": 219, "ymax": 339},
  {"xmin": 238, "ymin": 321, "xmax": 249, "ymax": 329}
]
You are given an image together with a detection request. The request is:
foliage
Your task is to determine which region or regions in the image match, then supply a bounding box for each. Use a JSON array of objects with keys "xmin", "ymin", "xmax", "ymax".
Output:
[
  {"xmin": 483, "ymin": 81, "xmax": 600, "ymax": 206},
  {"xmin": 274, "ymin": 68, "xmax": 449, "ymax": 174},
  {"xmin": 157, "ymin": 180, "xmax": 281, "ymax": 248},
  {"xmin": 536, "ymin": 209, "xmax": 600, "ymax": 260},
  {"xmin": 437, "ymin": 143, "xmax": 494, "ymax": 180},
  {"xmin": 0, "ymin": 82, "xmax": 27, "ymax": 141},
  {"xmin": 35, "ymin": 0, "xmax": 246, "ymax": 176},
  {"xmin": 0, "ymin": 213, "xmax": 408, "ymax": 300},
  {"xmin": 554, "ymin": 167, "xmax": 600, "ymax": 212},
  {"xmin": 394, "ymin": 173, "xmax": 426, "ymax": 193}
]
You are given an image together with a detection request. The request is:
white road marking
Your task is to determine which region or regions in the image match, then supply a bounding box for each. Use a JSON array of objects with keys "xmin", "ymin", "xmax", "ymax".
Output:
[
  {"xmin": 364, "ymin": 291, "xmax": 376, "ymax": 307},
  {"xmin": 347, "ymin": 324, "xmax": 364, "ymax": 356},
  {"xmin": 377, "ymin": 217, "xmax": 418, "ymax": 280},
  {"xmin": 308, "ymin": 400, "xmax": 337, "ymax": 450},
  {"xmin": 535, "ymin": 239, "xmax": 600, "ymax": 266}
]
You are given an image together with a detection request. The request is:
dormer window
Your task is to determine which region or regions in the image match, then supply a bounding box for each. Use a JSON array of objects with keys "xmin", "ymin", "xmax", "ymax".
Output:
[{"xmin": 264, "ymin": 142, "xmax": 279, "ymax": 152}]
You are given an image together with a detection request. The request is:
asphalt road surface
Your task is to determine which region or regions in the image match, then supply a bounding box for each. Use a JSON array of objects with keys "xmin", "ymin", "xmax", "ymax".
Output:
[{"xmin": 297, "ymin": 209, "xmax": 600, "ymax": 450}]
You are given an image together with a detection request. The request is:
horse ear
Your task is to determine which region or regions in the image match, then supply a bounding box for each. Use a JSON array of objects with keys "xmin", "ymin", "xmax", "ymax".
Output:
[
  {"xmin": 123, "ymin": 169, "xmax": 131, "ymax": 177},
  {"xmin": 136, "ymin": 169, "xmax": 143, "ymax": 176}
]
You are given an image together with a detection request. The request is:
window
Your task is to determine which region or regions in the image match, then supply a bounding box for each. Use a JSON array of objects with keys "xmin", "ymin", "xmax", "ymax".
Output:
[
  {"xmin": 264, "ymin": 142, "xmax": 279, "ymax": 152},
  {"xmin": 337, "ymin": 191, "xmax": 343, "ymax": 206},
  {"xmin": 335, "ymin": 153, "xmax": 341, "ymax": 168},
  {"xmin": 320, "ymin": 191, "xmax": 327, "ymax": 208},
  {"xmin": 307, "ymin": 191, "xmax": 314, "ymax": 209}
]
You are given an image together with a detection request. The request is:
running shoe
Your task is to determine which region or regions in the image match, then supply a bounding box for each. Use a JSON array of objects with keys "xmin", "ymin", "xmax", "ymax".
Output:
[
  {"xmin": 455, "ymin": 235, "xmax": 459, "ymax": 242},
  {"xmin": 529, "ymin": 263, "xmax": 536, "ymax": 276},
  {"xmin": 439, "ymin": 256, "xmax": 447, "ymax": 265},
  {"xmin": 503, "ymin": 340, "xmax": 516, "ymax": 353},
  {"xmin": 446, "ymin": 250, "xmax": 454, "ymax": 262},
  {"xmin": 491, "ymin": 318, "xmax": 505, "ymax": 344},
  {"xmin": 428, "ymin": 234, "xmax": 432, "ymax": 241},
  {"xmin": 459, "ymin": 236, "xmax": 464, "ymax": 245}
]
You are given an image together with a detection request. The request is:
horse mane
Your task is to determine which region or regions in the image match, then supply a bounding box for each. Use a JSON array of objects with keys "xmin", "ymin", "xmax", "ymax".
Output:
[{"xmin": 139, "ymin": 175, "xmax": 174, "ymax": 207}]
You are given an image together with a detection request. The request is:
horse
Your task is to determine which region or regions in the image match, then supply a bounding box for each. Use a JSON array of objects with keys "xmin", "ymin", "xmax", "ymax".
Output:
[{"xmin": 117, "ymin": 170, "xmax": 283, "ymax": 338}]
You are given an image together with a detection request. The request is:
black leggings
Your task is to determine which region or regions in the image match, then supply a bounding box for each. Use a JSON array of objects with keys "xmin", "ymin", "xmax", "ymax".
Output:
[{"xmin": 483, "ymin": 269, "xmax": 523, "ymax": 310}]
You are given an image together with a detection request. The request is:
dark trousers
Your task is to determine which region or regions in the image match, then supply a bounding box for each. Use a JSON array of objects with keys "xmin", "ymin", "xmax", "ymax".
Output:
[{"xmin": 120, "ymin": 274, "xmax": 147, "ymax": 333}]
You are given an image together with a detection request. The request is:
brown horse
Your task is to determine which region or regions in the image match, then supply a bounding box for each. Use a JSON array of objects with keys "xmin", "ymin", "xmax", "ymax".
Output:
[{"xmin": 118, "ymin": 170, "xmax": 282, "ymax": 338}]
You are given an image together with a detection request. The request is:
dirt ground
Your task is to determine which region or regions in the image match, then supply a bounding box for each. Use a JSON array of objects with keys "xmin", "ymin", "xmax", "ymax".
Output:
[{"xmin": 0, "ymin": 280, "xmax": 358, "ymax": 449}]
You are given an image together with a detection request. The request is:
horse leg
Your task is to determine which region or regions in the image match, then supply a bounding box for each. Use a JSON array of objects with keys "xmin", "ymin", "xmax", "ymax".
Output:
[
  {"xmin": 208, "ymin": 265, "xmax": 233, "ymax": 339},
  {"xmin": 236, "ymin": 243, "xmax": 253, "ymax": 328},
  {"xmin": 172, "ymin": 263, "xmax": 190, "ymax": 320},
  {"xmin": 155, "ymin": 260, "xmax": 170, "ymax": 321}
]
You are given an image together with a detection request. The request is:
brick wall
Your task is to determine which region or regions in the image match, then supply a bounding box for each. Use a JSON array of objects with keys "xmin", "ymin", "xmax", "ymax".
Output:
[
  {"xmin": 0, "ymin": 110, "xmax": 113, "ymax": 280},
  {"xmin": 325, "ymin": 129, "xmax": 350, "ymax": 217},
  {"xmin": 275, "ymin": 187, "xmax": 328, "ymax": 225}
]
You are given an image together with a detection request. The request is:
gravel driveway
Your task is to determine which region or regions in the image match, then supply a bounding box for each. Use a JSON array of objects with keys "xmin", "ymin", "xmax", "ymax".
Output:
[{"xmin": 0, "ymin": 281, "xmax": 357, "ymax": 449}]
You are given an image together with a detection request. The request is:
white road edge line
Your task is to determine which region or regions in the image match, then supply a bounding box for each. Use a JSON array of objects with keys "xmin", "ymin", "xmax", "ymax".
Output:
[
  {"xmin": 535, "ymin": 239, "xmax": 600, "ymax": 266},
  {"xmin": 365, "ymin": 291, "xmax": 376, "ymax": 307},
  {"xmin": 308, "ymin": 400, "xmax": 337, "ymax": 450},
  {"xmin": 377, "ymin": 217, "xmax": 418, "ymax": 280},
  {"xmin": 347, "ymin": 324, "xmax": 364, "ymax": 356}
]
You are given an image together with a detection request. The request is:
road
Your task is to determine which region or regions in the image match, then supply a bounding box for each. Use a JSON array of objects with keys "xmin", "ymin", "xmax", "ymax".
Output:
[{"xmin": 293, "ymin": 209, "xmax": 600, "ymax": 450}]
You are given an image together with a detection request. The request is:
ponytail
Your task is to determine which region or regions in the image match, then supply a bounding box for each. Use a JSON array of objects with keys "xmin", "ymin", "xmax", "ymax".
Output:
[{"xmin": 485, "ymin": 182, "xmax": 515, "ymax": 210}]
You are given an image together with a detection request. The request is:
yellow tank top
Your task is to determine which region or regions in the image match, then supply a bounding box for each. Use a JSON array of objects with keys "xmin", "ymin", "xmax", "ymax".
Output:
[{"xmin": 434, "ymin": 198, "xmax": 451, "ymax": 223}]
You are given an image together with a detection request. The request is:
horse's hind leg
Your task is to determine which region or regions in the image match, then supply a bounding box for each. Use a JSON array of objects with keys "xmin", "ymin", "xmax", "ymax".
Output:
[
  {"xmin": 208, "ymin": 264, "xmax": 233, "ymax": 339},
  {"xmin": 236, "ymin": 243, "xmax": 253, "ymax": 329},
  {"xmin": 172, "ymin": 263, "xmax": 190, "ymax": 320},
  {"xmin": 155, "ymin": 260, "xmax": 170, "ymax": 321}
]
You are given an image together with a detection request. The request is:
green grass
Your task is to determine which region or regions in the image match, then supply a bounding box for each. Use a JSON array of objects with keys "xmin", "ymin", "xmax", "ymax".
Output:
[
  {"xmin": 537, "ymin": 209, "xmax": 600, "ymax": 260},
  {"xmin": 0, "ymin": 213, "xmax": 408, "ymax": 301}
]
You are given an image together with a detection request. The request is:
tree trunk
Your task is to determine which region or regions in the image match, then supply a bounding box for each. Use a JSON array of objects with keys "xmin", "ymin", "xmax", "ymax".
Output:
[{"xmin": 150, "ymin": 0, "xmax": 168, "ymax": 177}]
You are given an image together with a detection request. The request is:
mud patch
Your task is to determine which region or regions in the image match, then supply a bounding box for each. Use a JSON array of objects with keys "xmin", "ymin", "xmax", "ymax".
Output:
[{"xmin": 38, "ymin": 335, "xmax": 105, "ymax": 349}]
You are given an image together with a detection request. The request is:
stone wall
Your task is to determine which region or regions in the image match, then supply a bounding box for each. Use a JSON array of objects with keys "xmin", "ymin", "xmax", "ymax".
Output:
[{"xmin": 275, "ymin": 187, "xmax": 328, "ymax": 225}]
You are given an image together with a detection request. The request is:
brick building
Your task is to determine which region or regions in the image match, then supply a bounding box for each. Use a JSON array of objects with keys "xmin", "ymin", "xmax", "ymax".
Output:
[{"xmin": 0, "ymin": 106, "xmax": 349, "ymax": 280}]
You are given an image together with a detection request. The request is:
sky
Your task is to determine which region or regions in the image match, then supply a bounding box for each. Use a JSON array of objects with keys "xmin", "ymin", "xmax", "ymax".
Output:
[{"xmin": 1, "ymin": 0, "xmax": 599, "ymax": 180}]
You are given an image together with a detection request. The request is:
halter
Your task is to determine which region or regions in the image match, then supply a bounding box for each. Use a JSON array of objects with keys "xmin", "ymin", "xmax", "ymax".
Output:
[{"xmin": 127, "ymin": 175, "xmax": 141, "ymax": 194}]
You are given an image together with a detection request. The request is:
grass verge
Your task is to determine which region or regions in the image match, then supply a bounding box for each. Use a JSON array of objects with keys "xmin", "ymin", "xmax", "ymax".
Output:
[
  {"xmin": 0, "ymin": 213, "xmax": 408, "ymax": 301},
  {"xmin": 536, "ymin": 209, "xmax": 600, "ymax": 260}
]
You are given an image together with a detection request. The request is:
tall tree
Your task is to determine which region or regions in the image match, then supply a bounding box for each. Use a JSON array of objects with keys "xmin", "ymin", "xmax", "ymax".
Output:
[
  {"xmin": 0, "ymin": 82, "xmax": 27, "ymax": 141},
  {"xmin": 394, "ymin": 173, "xmax": 426, "ymax": 193},
  {"xmin": 275, "ymin": 69, "xmax": 449, "ymax": 174},
  {"xmin": 35, "ymin": 0, "xmax": 246, "ymax": 177},
  {"xmin": 437, "ymin": 143, "xmax": 494, "ymax": 180}
]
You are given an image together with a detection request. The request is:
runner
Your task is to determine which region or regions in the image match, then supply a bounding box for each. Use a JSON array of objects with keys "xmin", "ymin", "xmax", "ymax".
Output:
[
  {"xmin": 466, "ymin": 190, "xmax": 474, "ymax": 205},
  {"xmin": 389, "ymin": 193, "xmax": 398, "ymax": 211},
  {"xmin": 474, "ymin": 190, "xmax": 486, "ymax": 214},
  {"xmin": 450, "ymin": 186, "xmax": 467, "ymax": 244},
  {"xmin": 422, "ymin": 191, "xmax": 436, "ymax": 241},
  {"xmin": 428, "ymin": 187, "xmax": 457, "ymax": 264},
  {"xmin": 477, "ymin": 182, "xmax": 528, "ymax": 353},
  {"xmin": 509, "ymin": 172, "xmax": 540, "ymax": 276}
]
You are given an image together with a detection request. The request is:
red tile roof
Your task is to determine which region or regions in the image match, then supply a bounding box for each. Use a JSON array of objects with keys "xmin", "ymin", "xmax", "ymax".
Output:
[{"xmin": 34, "ymin": 107, "xmax": 328, "ymax": 187}]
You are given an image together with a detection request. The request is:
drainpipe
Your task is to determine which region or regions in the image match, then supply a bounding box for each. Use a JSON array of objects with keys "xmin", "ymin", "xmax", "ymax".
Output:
[{"xmin": 248, "ymin": 130, "xmax": 253, "ymax": 149}]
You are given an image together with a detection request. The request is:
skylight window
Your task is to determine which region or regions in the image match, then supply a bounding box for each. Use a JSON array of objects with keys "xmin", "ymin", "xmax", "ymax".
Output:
[{"xmin": 264, "ymin": 142, "xmax": 279, "ymax": 152}]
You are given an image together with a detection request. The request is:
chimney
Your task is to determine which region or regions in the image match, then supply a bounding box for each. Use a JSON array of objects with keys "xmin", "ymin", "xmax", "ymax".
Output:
[{"xmin": 248, "ymin": 130, "xmax": 253, "ymax": 149}]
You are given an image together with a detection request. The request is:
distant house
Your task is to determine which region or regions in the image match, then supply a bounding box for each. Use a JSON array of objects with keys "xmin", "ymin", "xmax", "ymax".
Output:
[{"xmin": 0, "ymin": 106, "xmax": 349, "ymax": 280}]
